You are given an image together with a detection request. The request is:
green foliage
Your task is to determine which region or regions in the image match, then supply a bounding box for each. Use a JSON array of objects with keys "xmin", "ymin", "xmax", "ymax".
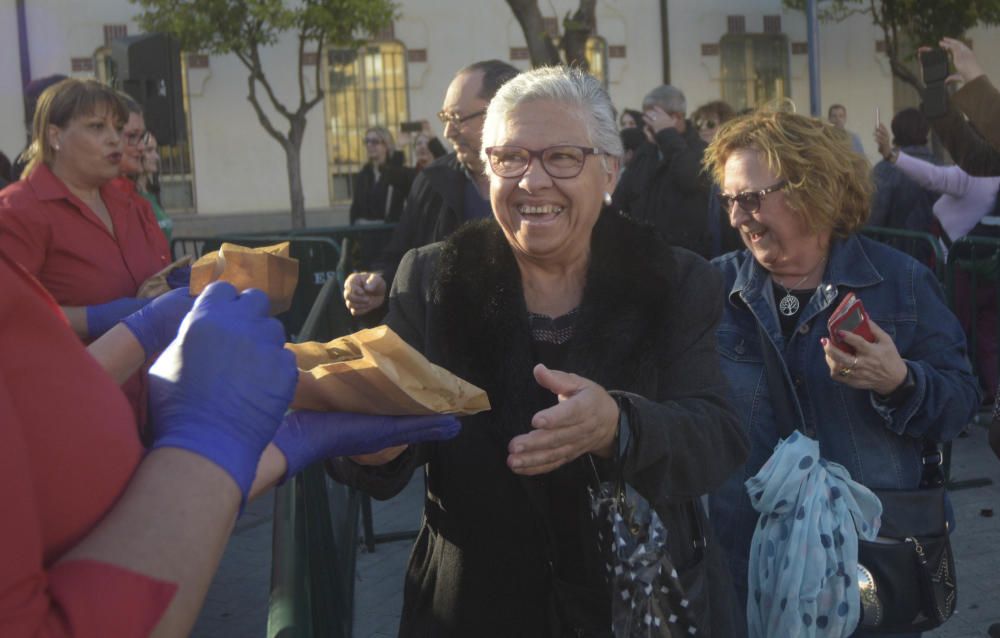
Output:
[
  {"xmin": 784, "ymin": 0, "xmax": 1000, "ymax": 48},
  {"xmin": 131, "ymin": 0, "xmax": 398, "ymax": 57},
  {"xmin": 783, "ymin": 0, "xmax": 1000, "ymax": 87}
]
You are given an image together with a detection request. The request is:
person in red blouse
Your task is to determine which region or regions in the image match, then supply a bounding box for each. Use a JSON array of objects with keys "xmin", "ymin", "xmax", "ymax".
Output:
[
  {"xmin": 0, "ymin": 79, "xmax": 173, "ymax": 430},
  {"xmin": 0, "ymin": 252, "xmax": 461, "ymax": 637}
]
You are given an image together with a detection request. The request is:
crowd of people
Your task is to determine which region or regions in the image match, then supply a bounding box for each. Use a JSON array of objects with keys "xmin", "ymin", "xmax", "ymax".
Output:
[{"xmin": 2, "ymin": 33, "xmax": 1000, "ymax": 638}]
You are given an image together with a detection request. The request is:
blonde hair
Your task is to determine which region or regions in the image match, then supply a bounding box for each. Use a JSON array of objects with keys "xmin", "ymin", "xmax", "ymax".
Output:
[
  {"xmin": 703, "ymin": 106, "xmax": 872, "ymax": 238},
  {"xmin": 22, "ymin": 78, "xmax": 128, "ymax": 179}
]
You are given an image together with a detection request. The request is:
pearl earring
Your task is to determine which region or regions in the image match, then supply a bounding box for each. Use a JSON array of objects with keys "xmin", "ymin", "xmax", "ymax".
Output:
[{"xmin": 603, "ymin": 192, "xmax": 612, "ymax": 206}]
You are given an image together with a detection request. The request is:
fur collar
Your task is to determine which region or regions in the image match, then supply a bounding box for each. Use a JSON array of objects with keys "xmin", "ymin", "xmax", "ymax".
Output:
[{"xmin": 433, "ymin": 210, "xmax": 676, "ymax": 439}]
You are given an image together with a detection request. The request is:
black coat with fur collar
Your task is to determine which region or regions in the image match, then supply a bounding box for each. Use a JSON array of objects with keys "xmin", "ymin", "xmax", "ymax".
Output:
[{"xmin": 331, "ymin": 211, "xmax": 748, "ymax": 637}]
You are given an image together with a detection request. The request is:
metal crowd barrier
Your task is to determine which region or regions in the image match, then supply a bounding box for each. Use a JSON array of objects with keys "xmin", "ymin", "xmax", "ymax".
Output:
[
  {"xmin": 864, "ymin": 226, "xmax": 996, "ymax": 491},
  {"xmin": 268, "ymin": 265, "xmax": 361, "ymax": 638}
]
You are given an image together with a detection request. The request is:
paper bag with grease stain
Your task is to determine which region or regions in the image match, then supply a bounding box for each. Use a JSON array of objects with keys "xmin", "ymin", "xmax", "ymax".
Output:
[
  {"xmin": 136, "ymin": 255, "xmax": 194, "ymax": 299},
  {"xmin": 189, "ymin": 242, "xmax": 299, "ymax": 314},
  {"xmin": 287, "ymin": 325, "xmax": 490, "ymax": 416}
]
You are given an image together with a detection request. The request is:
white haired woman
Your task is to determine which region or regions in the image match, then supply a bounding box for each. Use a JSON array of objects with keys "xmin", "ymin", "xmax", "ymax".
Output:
[{"xmin": 330, "ymin": 66, "xmax": 748, "ymax": 637}]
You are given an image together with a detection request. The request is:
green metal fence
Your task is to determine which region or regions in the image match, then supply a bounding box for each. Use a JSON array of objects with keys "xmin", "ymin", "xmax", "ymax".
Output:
[
  {"xmin": 267, "ymin": 263, "xmax": 361, "ymax": 638},
  {"xmin": 864, "ymin": 226, "xmax": 996, "ymax": 490}
]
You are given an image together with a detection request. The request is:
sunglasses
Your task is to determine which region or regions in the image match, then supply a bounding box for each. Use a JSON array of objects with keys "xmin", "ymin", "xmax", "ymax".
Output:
[{"xmin": 719, "ymin": 180, "xmax": 787, "ymax": 214}]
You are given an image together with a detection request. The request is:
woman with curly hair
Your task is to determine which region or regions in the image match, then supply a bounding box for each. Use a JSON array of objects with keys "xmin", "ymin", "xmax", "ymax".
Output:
[{"xmin": 705, "ymin": 108, "xmax": 980, "ymax": 637}]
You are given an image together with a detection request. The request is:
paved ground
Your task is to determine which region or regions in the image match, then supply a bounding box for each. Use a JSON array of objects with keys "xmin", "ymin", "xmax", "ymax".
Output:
[{"xmin": 193, "ymin": 421, "xmax": 1000, "ymax": 638}]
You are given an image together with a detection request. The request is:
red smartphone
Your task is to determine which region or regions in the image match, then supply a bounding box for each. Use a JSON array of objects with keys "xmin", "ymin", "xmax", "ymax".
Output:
[{"xmin": 827, "ymin": 292, "xmax": 875, "ymax": 354}]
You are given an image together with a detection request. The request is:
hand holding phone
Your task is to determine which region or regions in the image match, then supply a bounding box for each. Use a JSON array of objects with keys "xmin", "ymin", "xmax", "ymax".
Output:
[
  {"xmin": 920, "ymin": 48, "xmax": 951, "ymax": 118},
  {"xmin": 827, "ymin": 292, "xmax": 875, "ymax": 354}
]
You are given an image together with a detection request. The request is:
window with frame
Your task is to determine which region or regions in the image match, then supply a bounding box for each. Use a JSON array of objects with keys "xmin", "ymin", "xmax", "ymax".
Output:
[
  {"xmin": 93, "ymin": 44, "xmax": 196, "ymax": 213},
  {"xmin": 586, "ymin": 36, "xmax": 609, "ymax": 90},
  {"xmin": 322, "ymin": 41, "xmax": 409, "ymax": 204},
  {"xmin": 720, "ymin": 33, "xmax": 790, "ymax": 112}
]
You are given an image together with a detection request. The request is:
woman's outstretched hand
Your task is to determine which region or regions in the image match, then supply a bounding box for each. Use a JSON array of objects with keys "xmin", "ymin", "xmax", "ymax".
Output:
[{"xmin": 508, "ymin": 364, "xmax": 620, "ymax": 476}]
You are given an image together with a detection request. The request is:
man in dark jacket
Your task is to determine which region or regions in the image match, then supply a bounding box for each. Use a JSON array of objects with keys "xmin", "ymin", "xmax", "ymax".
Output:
[
  {"xmin": 870, "ymin": 108, "xmax": 938, "ymax": 232},
  {"xmin": 613, "ymin": 84, "xmax": 711, "ymax": 257},
  {"xmin": 343, "ymin": 60, "xmax": 518, "ymax": 317}
]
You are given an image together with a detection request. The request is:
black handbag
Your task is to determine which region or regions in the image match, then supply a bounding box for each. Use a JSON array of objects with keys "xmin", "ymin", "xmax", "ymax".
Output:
[
  {"xmin": 756, "ymin": 322, "xmax": 957, "ymax": 633},
  {"xmin": 856, "ymin": 467, "xmax": 957, "ymax": 632}
]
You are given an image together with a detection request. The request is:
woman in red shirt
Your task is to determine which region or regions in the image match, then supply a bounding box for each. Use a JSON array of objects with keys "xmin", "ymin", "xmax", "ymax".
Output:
[{"xmin": 0, "ymin": 79, "xmax": 172, "ymax": 429}]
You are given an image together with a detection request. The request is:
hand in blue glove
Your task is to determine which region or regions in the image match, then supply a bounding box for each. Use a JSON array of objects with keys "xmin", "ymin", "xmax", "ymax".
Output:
[
  {"xmin": 86, "ymin": 297, "xmax": 152, "ymax": 340},
  {"xmin": 166, "ymin": 265, "xmax": 191, "ymax": 289},
  {"xmin": 272, "ymin": 411, "xmax": 462, "ymax": 481},
  {"xmin": 121, "ymin": 287, "xmax": 195, "ymax": 357},
  {"xmin": 149, "ymin": 282, "xmax": 298, "ymax": 503}
]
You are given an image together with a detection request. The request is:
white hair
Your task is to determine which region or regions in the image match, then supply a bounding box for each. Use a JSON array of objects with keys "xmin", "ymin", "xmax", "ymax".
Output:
[
  {"xmin": 480, "ymin": 66, "xmax": 623, "ymax": 172},
  {"xmin": 643, "ymin": 84, "xmax": 687, "ymax": 115}
]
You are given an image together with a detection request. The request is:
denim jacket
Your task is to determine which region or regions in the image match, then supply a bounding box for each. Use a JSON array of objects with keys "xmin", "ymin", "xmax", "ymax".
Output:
[{"xmin": 708, "ymin": 234, "xmax": 980, "ymax": 610}]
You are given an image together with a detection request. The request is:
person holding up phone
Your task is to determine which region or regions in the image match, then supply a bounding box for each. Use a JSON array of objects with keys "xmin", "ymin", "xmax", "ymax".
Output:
[
  {"xmin": 704, "ymin": 108, "xmax": 980, "ymax": 637},
  {"xmin": 921, "ymin": 38, "xmax": 1000, "ymax": 178}
]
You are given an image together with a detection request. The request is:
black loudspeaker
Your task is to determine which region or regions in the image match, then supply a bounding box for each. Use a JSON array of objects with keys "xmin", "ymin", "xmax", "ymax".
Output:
[{"xmin": 111, "ymin": 33, "xmax": 186, "ymax": 146}]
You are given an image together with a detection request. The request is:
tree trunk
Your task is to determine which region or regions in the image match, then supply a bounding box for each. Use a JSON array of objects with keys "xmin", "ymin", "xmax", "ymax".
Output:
[
  {"xmin": 285, "ymin": 117, "xmax": 307, "ymax": 229},
  {"xmin": 561, "ymin": 0, "xmax": 596, "ymax": 69},
  {"xmin": 505, "ymin": 0, "xmax": 561, "ymax": 67}
]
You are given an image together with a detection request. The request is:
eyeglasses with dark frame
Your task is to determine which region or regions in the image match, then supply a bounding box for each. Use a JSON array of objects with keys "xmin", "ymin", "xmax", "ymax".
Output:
[
  {"xmin": 364, "ymin": 137, "xmax": 384, "ymax": 146},
  {"xmin": 484, "ymin": 145, "xmax": 606, "ymax": 179},
  {"xmin": 719, "ymin": 180, "xmax": 788, "ymax": 214},
  {"xmin": 437, "ymin": 109, "xmax": 486, "ymax": 127}
]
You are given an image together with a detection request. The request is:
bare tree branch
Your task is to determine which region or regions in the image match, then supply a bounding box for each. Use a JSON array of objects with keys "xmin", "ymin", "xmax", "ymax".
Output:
[
  {"xmin": 505, "ymin": 0, "xmax": 561, "ymax": 67},
  {"xmin": 297, "ymin": 32, "xmax": 307, "ymax": 107}
]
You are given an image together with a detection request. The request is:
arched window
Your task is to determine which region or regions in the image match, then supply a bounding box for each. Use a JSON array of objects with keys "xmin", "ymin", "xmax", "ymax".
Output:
[
  {"xmin": 720, "ymin": 33, "xmax": 790, "ymax": 111},
  {"xmin": 94, "ymin": 46, "xmax": 115, "ymax": 85},
  {"xmin": 585, "ymin": 36, "xmax": 608, "ymax": 90},
  {"xmin": 322, "ymin": 41, "xmax": 409, "ymax": 204}
]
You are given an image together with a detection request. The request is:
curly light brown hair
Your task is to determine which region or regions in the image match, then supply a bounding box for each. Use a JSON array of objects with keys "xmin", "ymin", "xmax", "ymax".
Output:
[{"xmin": 703, "ymin": 107, "xmax": 872, "ymax": 238}]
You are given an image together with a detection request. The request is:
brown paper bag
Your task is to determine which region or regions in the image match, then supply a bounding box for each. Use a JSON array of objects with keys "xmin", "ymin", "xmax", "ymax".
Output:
[
  {"xmin": 136, "ymin": 255, "xmax": 194, "ymax": 298},
  {"xmin": 189, "ymin": 242, "xmax": 299, "ymax": 314},
  {"xmin": 287, "ymin": 325, "xmax": 490, "ymax": 416}
]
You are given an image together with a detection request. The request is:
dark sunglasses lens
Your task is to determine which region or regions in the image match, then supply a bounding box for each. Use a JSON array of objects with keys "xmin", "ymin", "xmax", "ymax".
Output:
[{"xmin": 736, "ymin": 193, "xmax": 761, "ymax": 212}]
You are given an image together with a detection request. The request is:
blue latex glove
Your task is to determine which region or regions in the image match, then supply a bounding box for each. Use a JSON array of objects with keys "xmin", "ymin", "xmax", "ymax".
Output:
[
  {"xmin": 166, "ymin": 265, "xmax": 191, "ymax": 289},
  {"xmin": 149, "ymin": 282, "xmax": 298, "ymax": 502},
  {"xmin": 272, "ymin": 410, "xmax": 462, "ymax": 480},
  {"xmin": 121, "ymin": 287, "xmax": 196, "ymax": 356},
  {"xmin": 86, "ymin": 297, "xmax": 152, "ymax": 340}
]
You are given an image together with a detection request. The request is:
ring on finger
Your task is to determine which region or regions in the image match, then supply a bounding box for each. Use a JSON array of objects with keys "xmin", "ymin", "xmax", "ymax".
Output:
[{"xmin": 839, "ymin": 367, "xmax": 853, "ymax": 377}]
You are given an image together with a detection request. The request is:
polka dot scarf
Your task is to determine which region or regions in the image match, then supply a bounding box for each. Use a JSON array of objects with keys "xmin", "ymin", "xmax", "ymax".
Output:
[{"xmin": 744, "ymin": 431, "xmax": 883, "ymax": 638}]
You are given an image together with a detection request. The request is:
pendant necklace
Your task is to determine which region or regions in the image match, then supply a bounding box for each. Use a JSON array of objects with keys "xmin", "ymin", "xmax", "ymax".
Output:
[{"xmin": 774, "ymin": 258, "xmax": 826, "ymax": 317}]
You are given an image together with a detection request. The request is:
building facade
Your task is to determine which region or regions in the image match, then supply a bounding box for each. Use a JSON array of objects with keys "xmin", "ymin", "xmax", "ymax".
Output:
[{"xmin": 3, "ymin": 0, "xmax": 999, "ymax": 221}]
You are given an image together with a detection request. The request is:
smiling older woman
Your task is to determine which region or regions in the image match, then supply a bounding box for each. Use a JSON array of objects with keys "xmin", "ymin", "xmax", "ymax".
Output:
[
  {"xmin": 329, "ymin": 66, "xmax": 748, "ymax": 637},
  {"xmin": 705, "ymin": 109, "xmax": 980, "ymax": 638}
]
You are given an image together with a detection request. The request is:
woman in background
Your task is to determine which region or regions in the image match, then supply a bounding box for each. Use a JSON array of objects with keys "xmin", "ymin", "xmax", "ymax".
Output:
[
  {"xmin": 349, "ymin": 126, "xmax": 414, "ymax": 224},
  {"xmin": 0, "ymin": 79, "xmax": 173, "ymax": 431}
]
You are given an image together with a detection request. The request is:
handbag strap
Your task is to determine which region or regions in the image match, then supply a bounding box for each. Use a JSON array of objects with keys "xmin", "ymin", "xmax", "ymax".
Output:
[{"xmin": 756, "ymin": 320, "xmax": 802, "ymax": 438}]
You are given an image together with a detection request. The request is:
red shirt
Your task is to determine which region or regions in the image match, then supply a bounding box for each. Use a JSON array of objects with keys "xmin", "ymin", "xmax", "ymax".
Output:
[
  {"xmin": 0, "ymin": 165, "xmax": 171, "ymax": 428},
  {"xmin": 0, "ymin": 253, "xmax": 175, "ymax": 637}
]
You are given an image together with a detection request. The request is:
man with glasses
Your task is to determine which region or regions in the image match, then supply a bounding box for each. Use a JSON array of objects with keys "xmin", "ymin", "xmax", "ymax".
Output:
[
  {"xmin": 344, "ymin": 60, "xmax": 518, "ymax": 319},
  {"xmin": 611, "ymin": 84, "xmax": 713, "ymax": 257}
]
